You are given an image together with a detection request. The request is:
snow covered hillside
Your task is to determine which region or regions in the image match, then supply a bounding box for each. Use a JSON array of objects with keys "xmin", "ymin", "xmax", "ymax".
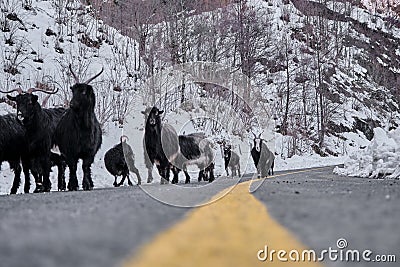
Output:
[
  {"xmin": 1, "ymin": 0, "xmax": 400, "ymax": 194},
  {"xmin": 361, "ymin": 0, "xmax": 400, "ymax": 15},
  {"xmin": 91, "ymin": 0, "xmax": 400, "ymax": 158},
  {"xmin": 0, "ymin": 0, "xmax": 141, "ymax": 193}
]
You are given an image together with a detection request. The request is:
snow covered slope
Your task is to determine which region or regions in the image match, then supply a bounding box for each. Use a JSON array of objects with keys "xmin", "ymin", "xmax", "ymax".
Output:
[
  {"xmin": 2, "ymin": 0, "xmax": 400, "ymax": 193},
  {"xmin": 0, "ymin": 0, "xmax": 141, "ymax": 193}
]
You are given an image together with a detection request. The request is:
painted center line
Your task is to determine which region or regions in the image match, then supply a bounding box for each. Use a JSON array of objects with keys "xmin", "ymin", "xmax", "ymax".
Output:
[{"xmin": 123, "ymin": 170, "xmax": 324, "ymax": 267}]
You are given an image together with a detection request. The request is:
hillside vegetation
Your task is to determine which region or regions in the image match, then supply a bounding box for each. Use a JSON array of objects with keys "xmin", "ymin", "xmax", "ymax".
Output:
[{"xmin": 0, "ymin": 0, "xmax": 399, "ymax": 159}]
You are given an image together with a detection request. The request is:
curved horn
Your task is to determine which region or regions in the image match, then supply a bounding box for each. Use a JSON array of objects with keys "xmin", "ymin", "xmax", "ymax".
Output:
[
  {"xmin": 69, "ymin": 64, "xmax": 79, "ymax": 83},
  {"xmin": 41, "ymin": 95, "xmax": 51, "ymax": 107},
  {"xmin": 0, "ymin": 97, "xmax": 16, "ymax": 108},
  {"xmin": 27, "ymin": 87, "xmax": 59, "ymax": 95},
  {"xmin": 0, "ymin": 88, "xmax": 24, "ymax": 94},
  {"xmin": 84, "ymin": 67, "xmax": 104, "ymax": 84},
  {"xmin": 120, "ymin": 135, "xmax": 129, "ymax": 143}
]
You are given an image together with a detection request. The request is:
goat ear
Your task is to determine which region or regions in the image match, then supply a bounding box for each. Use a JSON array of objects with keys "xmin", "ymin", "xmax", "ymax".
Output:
[
  {"xmin": 159, "ymin": 110, "xmax": 164, "ymax": 115},
  {"xmin": 7, "ymin": 95, "xmax": 16, "ymax": 101},
  {"xmin": 141, "ymin": 111, "xmax": 146, "ymax": 115}
]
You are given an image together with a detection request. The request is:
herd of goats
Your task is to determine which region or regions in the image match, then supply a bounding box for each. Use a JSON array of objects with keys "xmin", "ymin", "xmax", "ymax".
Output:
[{"xmin": 0, "ymin": 65, "xmax": 275, "ymax": 195}]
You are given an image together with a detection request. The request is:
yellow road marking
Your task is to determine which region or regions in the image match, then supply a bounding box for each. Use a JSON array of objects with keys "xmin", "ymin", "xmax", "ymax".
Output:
[{"xmin": 123, "ymin": 170, "xmax": 325, "ymax": 267}]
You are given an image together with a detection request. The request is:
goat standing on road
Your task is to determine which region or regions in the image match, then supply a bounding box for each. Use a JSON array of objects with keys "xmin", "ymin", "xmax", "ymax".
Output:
[
  {"xmin": 251, "ymin": 133, "xmax": 275, "ymax": 178},
  {"xmin": 142, "ymin": 107, "xmax": 180, "ymax": 184},
  {"xmin": 54, "ymin": 65, "xmax": 103, "ymax": 191},
  {"xmin": 172, "ymin": 133, "xmax": 215, "ymax": 184},
  {"xmin": 104, "ymin": 136, "xmax": 141, "ymax": 187},
  {"xmin": 0, "ymin": 113, "xmax": 32, "ymax": 194},
  {"xmin": 221, "ymin": 142, "xmax": 241, "ymax": 178},
  {"xmin": 4, "ymin": 88, "xmax": 66, "ymax": 192}
]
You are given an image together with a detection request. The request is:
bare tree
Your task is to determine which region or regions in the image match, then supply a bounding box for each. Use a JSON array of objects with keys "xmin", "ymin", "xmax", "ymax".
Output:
[{"xmin": 222, "ymin": 0, "xmax": 272, "ymax": 100}]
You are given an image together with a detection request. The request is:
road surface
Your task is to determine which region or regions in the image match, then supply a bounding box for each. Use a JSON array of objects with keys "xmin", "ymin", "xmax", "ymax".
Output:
[{"xmin": 0, "ymin": 167, "xmax": 398, "ymax": 267}]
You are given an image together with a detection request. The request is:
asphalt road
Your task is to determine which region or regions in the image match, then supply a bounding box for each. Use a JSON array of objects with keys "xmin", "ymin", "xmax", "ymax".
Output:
[
  {"xmin": 254, "ymin": 168, "xmax": 400, "ymax": 267},
  {"xmin": 0, "ymin": 177, "xmax": 242, "ymax": 267},
  {"xmin": 0, "ymin": 167, "xmax": 399, "ymax": 267}
]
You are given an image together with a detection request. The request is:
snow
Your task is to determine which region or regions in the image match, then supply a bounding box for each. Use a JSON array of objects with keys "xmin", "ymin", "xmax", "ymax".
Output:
[
  {"xmin": 360, "ymin": 0, "xmax": 400, "ymax": 14},
  {"xmin": 0, "ymin": 0, "xmax": 398, "ymax": 194},
  {"xmin": 334, "ymin": 127, "xmax": 400, "ymax": 179},
  {"xmin": 0, "ymin": 0, "xmax": 138, "ymax": 96},
  {"xmin": 376, "ymin": 57, "xmax": 388, "ymax": 67},
  {"xmin": 276, "ymin": 154, "xmax": 346, "ymax": 172}
]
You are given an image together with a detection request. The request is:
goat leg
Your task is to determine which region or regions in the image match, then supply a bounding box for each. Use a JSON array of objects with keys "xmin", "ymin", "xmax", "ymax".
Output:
[
  {"xmin": 165, "ymin": 166, "xmax": 171, "ymax": 184},
  {"xmin": 52, "ymin": 154, "xmax": 66, "ymax": 191},
  {"xmin": 146, "ymin": 167, "xmax": 153, "ymax": 184},
  {"xmin": 82, "ymin": 158, "xmax": 94, "ymax": 191},
  {"xmin": 208, "ymin": 163, "xmax": 215, "ymax": 183},
  {"xmin": 113, "ymin": 176, "xmax": 119, "ymax": 187},
  {"xmin": 198, "ymin": 170, "xmax": 204, "ymax": 183},
  {"xmin": 118, "ymin": 174, "xmax": 127, "ymax": 187},
  {"xmin": 203, "ymin": 170, "xmax": 209, "ymax": 182},
  {"xmin": 10, "ymin": 161, "xmax": 21, "ymax": 194},
  {"xmin": 31, "ymin": 160, "xmax": 45, "ymax": 193},
  {"xmin": 183, "ymin": 170, "xmax": 191, "ymax": 184},
  {"xmin": 33, "ymin": 176, "xmax": 44, "ymax": 193},
  {"xmin": 22, "ymin": 160, "xmax": 31, "ymax": 193},
  {"xmin": 171, "ymin": 166, "xmax": 179, "ymax": 184},
  {"xmin": 157, "ymin": 166, "xmax": 166, "ymax": 185},
  {"xmin": 57, "ymin": 163, "xmax": 66, "ymax": 191},
  {"xmin": 271, "ymin": 160, "xmax": 274, "ymax": 175},
  {"xmin": 67, "ymin": 161, "xmax": 79, "ymax": 191},
  {"xmin": 42, "ymin": 158, "xmax": 52, "ymax": 192},
  {"xmin": 127, "ymin": 175, "xmax": 134, "ymax": 186},
  {"xmin": 180, "ymin": 163, "xmax": 190, "ymax": 184},
  {"xmin": 131, "ymin": 166, "xmax": 141, "ymax": 185},
  {"xmin": 158, "ymin": 166, "xmax": 170, "ymax": 184}
]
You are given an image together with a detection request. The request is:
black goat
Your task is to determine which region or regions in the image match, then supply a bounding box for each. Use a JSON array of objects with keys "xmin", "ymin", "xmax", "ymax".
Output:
[
  {"xmin": 142, "ymin": 107, "xmax": 180, "ymax": 184},
  {"xmin": 4, "ymin": 88, "xmax": 66, "ymax": 193},
  {"xmin": 104, "ymin": 136, "xmax": 141, "ymax": 187},
  {"xmin": 54, "ymin": 65, "xmax": 103, "ymax": 191},
  {"xmin": 251, "ymin": 133, "xmax": 275, "ymax": 177},
  {"xmin": 172, "ymin": 133, "xmax": 215, "ymax": 184},
  {"xmin": 221, "ymin": 142, "xmax": 241, "ymax": 178},
  {"xmin": 0, "ymin": 113, "xmax": 32, "ymax": 194}
]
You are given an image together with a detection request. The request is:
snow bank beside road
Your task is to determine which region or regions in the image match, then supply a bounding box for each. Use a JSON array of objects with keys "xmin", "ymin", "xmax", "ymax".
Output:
[{"xmin": 334, "ymin": 128, "xmax": 400, "ymax": 179}]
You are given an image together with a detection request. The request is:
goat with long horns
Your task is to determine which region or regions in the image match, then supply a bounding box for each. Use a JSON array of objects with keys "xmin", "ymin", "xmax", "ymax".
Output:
[
  {"xmin": 53, "ymin": 65, "xmax": 103, "ymax": 191},
  {"xmin": 1, "ymin": 86, "xmax": 66, "ymax": 193}
]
